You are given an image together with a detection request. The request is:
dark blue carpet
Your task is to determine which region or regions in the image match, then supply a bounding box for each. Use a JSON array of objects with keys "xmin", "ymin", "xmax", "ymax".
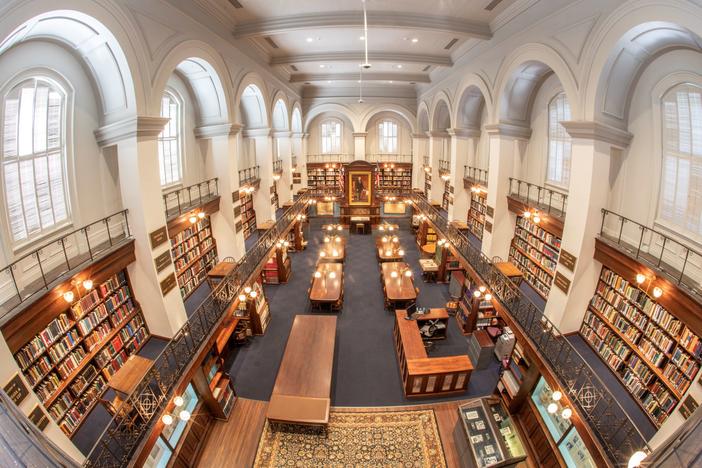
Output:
[
  {"xmin": 466, "ymin": 231, "xmax": 482, "ymax": 251},
  {"xmin": 184, "ymin": 281, "xmax": 211, "ymax": 317},
  {"xmin": 229, "ymin": 217, "xmax": 501, "ymax": 406},
  {"xmin": 520, "ymin": 281, "xmax": 546, "ymax": 312}
]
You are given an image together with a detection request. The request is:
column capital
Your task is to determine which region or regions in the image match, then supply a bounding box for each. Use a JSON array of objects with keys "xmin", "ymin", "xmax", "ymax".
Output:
[
  {"xmin": 428, "ymin": 130, "xmax": 449, "ymax": 138},
  {"xmin": 412, "ymin": 132, "xmax": 428, "ymax": 139},
  {"xmin": 352, "ymin": 132, "xmax": 368, "ymax": 137},
  {"xmin": 94, "ymin": 116, "xmax": 169, "ymax": 147},
  {"xmin": 484, "ymin": 122, "xmax": 532, "ymax": 140},
  {"xmin": 447, "ymin": 127, "xmax": 480, "ymax": 139},
  {"xmin": 243, "ymin": 127, "xmax": 272, "ymax": 138},
  {"xmin": 291, "ymin": 132, "xmax": 305, "ymax": 139},
  {"xmin": 272, "ymin": 130, "xmax": 293, "ymax": 139},
  {"xmin": 561, "ymin": 121, "xmax": 633, "ymax": 149},
  {"xmin": 194, "ymin": 123, "xmax": 243, "ymax": 139}
]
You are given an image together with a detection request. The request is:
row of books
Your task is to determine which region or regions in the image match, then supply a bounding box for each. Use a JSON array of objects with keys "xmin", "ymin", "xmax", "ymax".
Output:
[
  {"xmin": 170, "ymin": 218, "xmax": 211, "ymax": 249},
  {"xmin": 15, "ymin": 314, "xmax": 72, "ymax": 369},
  {"xmin": 58, "ymin": 375, "xmax": 107, "ymax": 436},
  {"xmin": 71, "ymin": 272, "xmax": 128, "ymax": 320},
  {"xmin": 509, "ymin": 247, "xmax": 554, "ymax": 288},
  {"xmin": 513, "ymin": 236, "xmax": 558, "ymax": 273},
  {"xmin": 515, "ymin": 227, "xmax": 560, "ymax": 261},
  {"xmin": 516, "ymin": 216, "xmax": 562, "ymax": 250}
]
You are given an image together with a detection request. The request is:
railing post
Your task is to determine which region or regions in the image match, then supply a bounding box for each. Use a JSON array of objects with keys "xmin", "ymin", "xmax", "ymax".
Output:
[
  {"xmin": 60, "ymin": 238, "xmax": 70, "ymax": 270},
  {"xmin": 36, "ymin": 252, "xmax": 48, "ymax": 290},
  {"xmin": 105, "ymin": 218, "xmax": 113, "ymax": 246},
  {"xmin": 636, "ymin": 226, "xmax": 645, "ymax": 258},
  {"xmin": 658, "ymin": 237, "xmax": 667, "ymax": 267},
  {"xmin": 84, "ymin": 227, "xmax": 93, "ymax": 260},
  {"xmin": 9, "ymin": 265, "xmax": 21, "ymax": 300},
  {"xmin": 176, "ymin": 191, "xmax": 182, "ymax": 216},
  {"xmin": 599, "ymin": 209, "xmax": 606, "ymax": 235},
  {"xmin": 617, "ymin": 216, "xmax": 625, "ymax": 243},
  {"xmin": 679, "ymin": 249, "xmax": 690, "ymax": 283}
]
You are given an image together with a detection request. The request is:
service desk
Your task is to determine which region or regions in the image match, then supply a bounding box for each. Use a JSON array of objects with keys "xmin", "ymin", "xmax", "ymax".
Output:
[{"xmin": 393, "ymin": 311, "xmax": 472, "ymax": 398}]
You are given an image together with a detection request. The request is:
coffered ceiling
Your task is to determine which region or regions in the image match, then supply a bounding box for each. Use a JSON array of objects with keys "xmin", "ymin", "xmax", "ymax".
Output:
[{"xmin": 189, "ymin": 0, "xmax": 523, "ymax": 95}]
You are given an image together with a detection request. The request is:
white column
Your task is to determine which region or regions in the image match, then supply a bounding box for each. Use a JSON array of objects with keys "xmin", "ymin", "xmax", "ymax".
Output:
[
  {"xmin": 274, "ymin": 130, "xmax": 293, "ymax": 205},
  {"xmin": 481, "ymin": 123, "xmax": 531, "ymax": 260},
  {"xmin": 412, "ymin": 133, "xmax": 428, "ymax": 189},
  {"xmin": 353, "ymin": 132, "xmax": 367, "ymax": 161},
  {"xmin": 428, "ymin": 130, "xmax": 448, "ymax": 203},
  {"xmin": 300, "ymin": 133, "xmax": 310, "ymax": 188},
  {"xmin": 292, "ymin": 132, "xmax": 303, "ymax": 193},
  {"xmin": 447, "ymin": 128, "xmax": 480, "ymax": 222},
  {"xmin": 544, "ymin": 122, "xmax": 632, "ymax": 332},
  {"xmin": 95, "ymin": 117, "xmax": 188, "ymax": 337},
  {"xmin": 247, "ymin": 128, "xmax": 275, "ymax": 222},
  {"xmin": 196, "ymin": 123, "xmax": 245, "ymax": 261}
]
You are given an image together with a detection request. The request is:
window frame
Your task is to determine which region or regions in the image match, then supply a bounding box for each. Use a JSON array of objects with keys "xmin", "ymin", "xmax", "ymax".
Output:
[
  {"xmin": 320, "ymin": 118, "xmax": 342, "ymax": 154},
  {"xmin": 545, "ymin": 92, "xmax": 572, "ymax": 191},
  {"xmin": 158, "ymin": 88, "xmax": 184, "ymax": 189},
  {"xmin": 0, "ymin": 71, "xmax": 74, "ymax": 251},
  {"xmin": 378, "ymin": 119, "xmax": 399, "ymax": 154}
]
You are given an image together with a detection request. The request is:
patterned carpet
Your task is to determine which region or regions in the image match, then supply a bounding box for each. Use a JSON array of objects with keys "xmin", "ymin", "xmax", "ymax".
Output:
[{"xmin": 253, "ymin": 409, "xmax": 447, "ymax": 467}]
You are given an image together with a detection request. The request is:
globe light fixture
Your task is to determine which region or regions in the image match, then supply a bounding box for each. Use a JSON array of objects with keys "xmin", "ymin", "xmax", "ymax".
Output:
[
  {"xmin": 635, "ymin": 273, "xmax": 646, "ymax": 284},
  {"xmin": 561, "ymin": 408, "xmax": 572, "ymax": 420},
  {"xmin": 552, "ymin": 390, "xmax": 562, "ymax": 401},
  {"xmin": 63, "ymin": 291, "xmax": 74, "ymax": 303},
  {"xmin": 82, "ymin": 279, "xmax": 93, "ymax": 290},
  {"xmin": 161, "ymin": 414, "xmax": 173, "ymax": 425},
  {"xmin": 547, "ymin": 403, "xmax": 558, "ymax": 414},
  {"xmin": 628, "ymin": 451, "xmax": 647, "ymax": 468},
  {"xmin": 653, "ymin": 286, "xmax": 663, "ymax": 298},
  {"xmin": 173, "ymin": 395, "xmax": 184, "ymax": 407},
  {"xmin": 178, "ymin": 410, "xmax": 191, "ymax": 422}
]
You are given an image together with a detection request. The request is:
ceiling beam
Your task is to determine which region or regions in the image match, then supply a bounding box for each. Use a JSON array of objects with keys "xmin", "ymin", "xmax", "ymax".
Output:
[
  {"xmin": 271, "ymin": 52, "xmax": 452, "ymax": 67},
  {"xmin": 289, "ymin": 73, "xmax": 430, "ymax": 83},
  {"xmin": 233, "ymin": 11, "xmax": 492, "ymax": 40}
]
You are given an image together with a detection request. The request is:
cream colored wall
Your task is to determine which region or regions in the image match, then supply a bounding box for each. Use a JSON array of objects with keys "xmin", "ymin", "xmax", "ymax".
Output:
[
  {"xmin": 364, "ymin": 114, "xmax": 413, "ymax": 156},
  {"xmin": 306, "ymin": 114, "xmax": 355, "ymax": 156}
]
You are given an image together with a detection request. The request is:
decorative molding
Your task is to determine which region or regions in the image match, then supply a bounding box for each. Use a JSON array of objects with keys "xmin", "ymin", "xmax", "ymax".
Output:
[
  {"xmin": 289, "ymin": 72, "xmax": 431, "ymax": 83},
  {"xmin": 412, "ymin": 133, "xmax": 429, "ymax": 139},
  {"xmin": 272, "ymin": 130, "xmax": 292, "ymax": 138},
  {"xmin": 194, "ymin": 123, "xmax": 243, "ymax": 139},
  {"xmin": 560, "ymin": 121, "xmax": 633, "ymax": 149},
  {"xmin": 447, "ymin": 127, "xmax": 481, "ymax": 139},
  {"xmin": 291, "ymin": 132, "xmax": 305, "ymax": 139},
  {"xmin": 352, "ymin": 132, "xmax": 368, "ymax": 138},
  {"xmin": 234, "ymin": 12, "xmax": 492, "ymax": 40},
  {"xmin": 490, "ymin": 0, "xmax": 540, "ymax": 32},
  {"xmin": 243, "ymin": 128, "xmax": 273, "ymax": 138},
  {"xmin": 271, "ymin": 52, "xmax": 453, "ymax": 67},
  {"xmin": 429, "ymin": 130, "xmax": 450, "ymax": 138},
  {"xmin": 484, "ymin": 123, "xmax": 532, "ymax": 140},
  {"xmin": 94, "ymin": 116, "xmax": 169, "ymax": 147}
]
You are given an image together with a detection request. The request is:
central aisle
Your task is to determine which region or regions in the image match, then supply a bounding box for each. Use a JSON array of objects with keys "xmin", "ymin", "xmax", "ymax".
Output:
[{"xmin": 228, "ymin": 217, "xmax": 500, "ymax": 406}]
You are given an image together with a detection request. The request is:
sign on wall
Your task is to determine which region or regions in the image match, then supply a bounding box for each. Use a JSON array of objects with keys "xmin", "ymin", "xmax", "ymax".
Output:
[
  {"xmin": 28, "ymin": 405, "xmax": 49, "ymax": 431},
  {"xmin": 559, "ymin": 249, "xmax": 577, "ymax": 272},
  {"xmin": 4, "ymin": 374, "xmax": 28, "ymax": 405},
  {"xmin": 154, "ymin": 250, "xmax": 172, "ymax": 274},
  {"xmin": 149, "ymin": 227, "xmax": 168, "ymax": 250},
  {"xmin": 554, "ymin": 271, "xmax": 571, "ymax": 294},
  {"xmin": 160, "ymin": 273, "xmax": 177, "ymax": 296}
]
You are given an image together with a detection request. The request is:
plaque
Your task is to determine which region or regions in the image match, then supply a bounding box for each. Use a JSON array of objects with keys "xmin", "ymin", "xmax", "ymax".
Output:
[
  {"xmin": 160, "ymin": 273, "xmax": 177, "ymax": 296},
  {"xmin": 486, "ymin": 206, "xmax": 495, "ymax": 218},
  {"xmin": 149, "ymin": 226, "xmax": 168, "ymax": 249},
  {"xmin": 28, "ymin": 405, "xmax": 49, "ymax": 431},
  {"xmin": 235, "ymin": 221, "xmax": 243, "ymax": 233},
  {"xmin": 4, "ymin": 373, "xmax": 28, "ymax": 405},
  {"xmin": 484, "ymin": 221, "xmax": 493, "ymax": 233},
  {"xmin": 232, "ymin": 190, "xmax": 240, "ymax": 203},
  {"xmin": 679, "ymin": 395, "xmax": 698, "ymax": 419},
  {"xmin": 554, "ymin": 271, "xmax": 571, "ymax": 294},
  {"xmin": 559, "ymin": 249, "xmax": 577, "ymax": 272},
  {"xmin": 154, "ymin": 250, "xmax": 172, "ymax": 273},
  {"xmin": 234, "ymin": 206, "xmax": 241, "ymax": 217}
]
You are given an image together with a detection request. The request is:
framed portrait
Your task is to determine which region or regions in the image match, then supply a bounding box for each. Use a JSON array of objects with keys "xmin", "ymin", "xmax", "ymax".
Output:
[{"xmin": 348, "ymin": 171, "xmax": 372, "ymax": 206}]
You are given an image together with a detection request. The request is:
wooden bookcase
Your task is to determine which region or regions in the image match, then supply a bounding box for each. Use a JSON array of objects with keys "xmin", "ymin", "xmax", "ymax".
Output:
[
  {"xmin": 424, "ymin": 172, "xmax": 431, "ymax": 199},
  {"xmin": 456, "ymin": 275, "xmax": 500, "ymax": 335},
  {"xmin": 467, "ymin": 190, "xmax": 487, "ymax": 240},
  {"xmin": 195, "ymin": 348, "xmax": 237, "ymax": 420},
  {"xmin": 416, "ymin": 222, "xmax": 437, "ymax": 248},
  {"xmin": 241, "ymin": 280, "xmax": 271, "ymax": 335},
  {"xmin": 496, "ymin": 341, "xmax": 540, "ymax": 413},
  {"xmin": 170, "ymin": 216, "xmax": 219, "ymax": 299},
  {"xmin": 579, "ymin": 266, "xmax": 702, "ymax": 427},
  {"xmin": 9, "ymin": 266, "xmax": 150, "ymax": 437},
  {"xmin": 241, "ymin": 191, "xmax": 256, "ymax": 239},
  {"xmin": 442, "ymin": 180, "xmax": 451, "ymax": 211},
  {"xmin": 508, "ymin": 216, "xmax": 561, "ymax": 299},
  {"xmin": 377, "ymin": 163, "xmax": 412, "ymax": 193},
  {"xmin": 271, "ymin": 182, "xmax": 279, "ymax": 210},
  {"xmin": 262, "ymin": 246, "xmax": 291, "ymax": 284},
  {"xmin": 307, "ymin": 163, "xmax": 340, "ymax": 189}
]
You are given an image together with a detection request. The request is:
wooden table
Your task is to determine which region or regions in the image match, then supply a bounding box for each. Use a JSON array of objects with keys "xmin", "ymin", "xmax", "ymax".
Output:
[
  {"xmin": 257, "ymin": 220, "xmax": 275, "ymax": 231},
  {"xmin": 107, "ymin": 355, "xmax": 153, "ymax": 396},
  {"xmin": 321, "ymin": 224, "xmax": 346, "ymax": 233},
  {"xmin": 381, "ymin": 262, "xmax": 417, "ymax": 303},
  {"xmin": 378, "ymin": 245, "xmax": 404, "ymax": 262},
  {"xmin": 419, "ymin": 259, "xmax": 439, "ymax": 282},
  {"xmin": 421, "ymin": 243, "xmax": 436, "ymax": 255},
  {"xmin": 318, "ymin": 241, "xmax": 346, "ymax": 262},
  {"xmin": 376, "ymin": 223, "xmax": 399, "ymax": 233},
  {"xmin": 309, "ymin": 263, "xmax": 343, "ymax": 304},
  {"xmin": 350, "ymin": 216, "xmax": 371, "ymax": 234},
  {"xmin": 207, "ymin": 260, "xmax": 237, "ymax": 287},
  {"xmin": 495, "ymin": 261, "xmax": 523, "ymax": 285},
  {"xmin": 375, "ymin": 235, "xmax": 400, "ymax": 249},
  {"xmin": 267, "ymin": 315, "xmax": 337, "ymax": 427}
]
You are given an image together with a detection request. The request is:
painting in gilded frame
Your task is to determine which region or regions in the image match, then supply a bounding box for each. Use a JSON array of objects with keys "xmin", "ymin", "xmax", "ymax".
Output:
[{"xmin": 348, "ymin": 171, "xmax": 372, "ymax": 206}]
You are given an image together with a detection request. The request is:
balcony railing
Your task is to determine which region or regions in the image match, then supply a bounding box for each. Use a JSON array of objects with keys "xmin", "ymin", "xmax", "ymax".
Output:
[
  {"xmin": 273, "ymin": 159, "xmax": 283, "ymax": 174},
  {"xmin": 239, "ymin": 166, "xmax": 260, "ymax": 186},
  {"xmin": 0, "ymin": 211, "xmax": 131, "ymax": 322},
  {"xmin": 508, "ymin": 178, "xmax": 568, "ymax": 219},
  {"xmin": 408, "ymin": 193, "xmax": 649, "ymax": 466},
  {"xmin": 464, "ymin": 166, "xmax": 488, "ymax": 187},
  {"xmin": 600, "ymin": 209, "xmax": 702, "ymax": 301},
  {"xmin": 307, "ymin": 154, "xmax": 353, "ymax": 163},
  {"xmin": 162, "ymin": 178, "xmax": 218, "ymax": 221},
  {"xmin": 422, "ymin": 156, "xmax": 430, "ymax": 167},
  {"xmin": 438, "ymin": 159, "xmax": 450, "ymax": 175},
  {"xmin": 85, "ymin": 194, "xmax": 314, "ymax": 467},
  {"xmin": 366, "ymin": 154, "xmax": 412, "ymax": 163}
]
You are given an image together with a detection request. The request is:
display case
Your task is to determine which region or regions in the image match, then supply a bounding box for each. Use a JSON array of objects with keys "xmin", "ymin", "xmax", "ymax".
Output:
[{"xmin": 458, "ymin": 397, "xmax": 527, "ymax": 468}]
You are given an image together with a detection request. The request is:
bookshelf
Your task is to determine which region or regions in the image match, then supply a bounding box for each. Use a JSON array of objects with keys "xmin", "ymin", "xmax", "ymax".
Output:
[
  {"xmin": 12, "ymin": 269, "xmax": 150, "ymax": 437},
  {"xmin": 579, "ymin": 266, "xmax": 702, "ymax": 427},
  {"xmin": 170, "ymin": 216, "xmax": 219, "ymax": 299},
  {"xmin": 467, "ymin": 190, "xmax": 487, "ymax": 240},
  {"xmin": 199, "ymin": 349, "xmax": 237, "ymax": 420},
  {"xmin": 424, "ymin": 172, "xmax": 431, "ymax": 199},
  {"xmin": 262, "ymin": 245, "xmax": 291, "ymax": 284},
  {"xmin": 271, "ymin": 183, "xmax": 279, "ymax": 210},
  {"xmin": 508, "ymin": 215, "xmax": 561, "ymax": 299},
  {"xmin": 240, "ymin": 191, "xmax": 256, "ymax": 239},
  {"xmin": 377, "ymin": 163, "xmax": 412, "ymax": 193},
  {"xmin": 456, "ymin": 276, "xmax": 499, "ymax": 335},
  {"xmin": 416, "ymin": 222, "xmax": 437, "ymax": 248},
  {"xmin": 442, "ymin": 180, "xmax": 450, "ymax": 211},
  {"xmin": 307, "ymin": 163, "xmax": 341, "ymax": 189},
  {"xmin": 496, "ymin": 341, "xmax": 540, "ymax": 413},
  {"xmin": 242, "ymin": 280, "xmax": 271, "ymax": 335}
]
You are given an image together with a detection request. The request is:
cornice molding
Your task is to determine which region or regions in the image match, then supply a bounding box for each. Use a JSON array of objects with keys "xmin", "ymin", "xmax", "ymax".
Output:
[
  {"xmin": 352, "ymin": 132, "xmax": 368, "ymax": 138},
  {"xmin": 234, "ymin": 12, "xmax": 492, "ymax": 40},
  {"xmin": 560, "ymin": 121, "xmax": 633, "ymax": 149},
  {"xmin": 94, "ymin": 116, "xmax": 169, "ymax": 147},
  {"xmin": 412, "ymin": 133, "xmax": 429, "ymax": 139},
  {"xmin": 291, "ymin": 132, "xmax": 305, "ymax": 139},
  {"xmin": 243, "ymin": 128, "xmax": 273, "ymax": 138},
  {"xmin": 484, "ymin": 123, "xmax": 532, "ymax": 140},
  {"xmin": 271, "ymin": 52, "xmax": 452, "ymax": 67},
  {"xmin": 289, "ymin": 72, "xmax": 430, "ymax": 84},
  {"xmin": 447, "ymin": 127, "xmax": 481, "ymax": 139},
  {"xmin": 194, "ymin": 123, "xmax": 243, "ymax": 139},
  {"xmin": 429, "ymin": 130, "xmax": 450, "ymax": 138},
  {"xmin": 273, "ymin": 130, "xmax": 292, "ymax": 138}
]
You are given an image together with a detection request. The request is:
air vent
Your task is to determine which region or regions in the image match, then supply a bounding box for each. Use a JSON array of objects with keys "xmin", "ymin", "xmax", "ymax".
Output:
[
  {"xmin": 422, "ymin": 65, "xmax": 431, "ymax": 72},
  {"xmin": 290, "ymin": 65, "xmax": 298, "ymax": 72},
  {"xmin": 409, "ymin": 82, "xmax": 416, "ymax": 85},
  {"xmin": 304, "ymin": 82, "xmax": 311, "ymax": 85},
  {"xmin": 264, "ymin": 37, "xmax": 279, "ymax": 49},
  {"xmin": 444, "ymin": 38, "xmax": 458, "ymax": 50},
  {"xmin": 228, "ymin": 0, "xmax": 244, "ymax": 8},
  {"xmin": 484, "ymin": 0, "xmax": 506, "ymax": 11}
]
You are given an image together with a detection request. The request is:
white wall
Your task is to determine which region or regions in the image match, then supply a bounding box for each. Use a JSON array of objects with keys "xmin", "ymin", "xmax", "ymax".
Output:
[
  {"xmin": 364, "ymin": 112, "xmax": 412, "ymax": 156},
  {"xmin": 306, "ymin": 114, "xmax": 355, "ymax": 156}
]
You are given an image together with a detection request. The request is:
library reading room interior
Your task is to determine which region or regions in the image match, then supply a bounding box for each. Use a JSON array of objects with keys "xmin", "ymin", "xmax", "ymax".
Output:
[{"xmin": 0, "ymin": 0, "xmax": 702, "ymax": 467}]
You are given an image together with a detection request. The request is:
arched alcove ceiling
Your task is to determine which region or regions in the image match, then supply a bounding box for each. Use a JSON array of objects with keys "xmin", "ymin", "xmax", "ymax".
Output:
[
  {"xmin": 240, "ymin": 84, "xmax": 268, "ymax": 129},
  {"xmin": 272, "ymin": 99, "xmax": 289, "ymax": 131},
  {"xmin": 173, "ymin": 57, "xmax": 228, "ymax": 126},
  {"xmin": 291, "ymin": 106, "xmax": 302, "ymax": 133},
  {"xmin": 364, "ymin": 111, "xmax": 413, "ymax": 133},
  {"xmin": 0, "ymin": 10, "xmax": 137, "ymax": 125},
  {"xmin": 303, "ymin": 103, "xmax": 356, "ymax": 132},
  {"xmin": 595, "ymin": 22, "xmax": 702, "ymax": 129},
  {"xmin": 417, "ymin": 105, "xmax": 430, "ymax": 133},
  {"xmin": 432, "ymin": 100, "xmax": 451, "ymax": 132},
  {"xmin": 456, "ymin": 86, "xmax": 486, "ymax": 130},
  {"xmin": 498, "ymin": 61, "xmax": 555, "ymax": 126},
  {"xmin": 307, "ymin": 111, "xmax": 354, "ymax": 134}
]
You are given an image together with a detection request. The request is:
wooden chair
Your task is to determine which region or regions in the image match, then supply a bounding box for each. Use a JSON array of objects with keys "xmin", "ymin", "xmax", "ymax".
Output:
[{"xmin": 492, "ymin": 256, "xmax": 503, "ymax": 263}]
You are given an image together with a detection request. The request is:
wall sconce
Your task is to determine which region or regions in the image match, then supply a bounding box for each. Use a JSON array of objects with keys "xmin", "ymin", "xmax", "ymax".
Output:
[
  {"xmin": 424, "ymin": 166, "xmax": 431, "ymax": 173},
  {"xmin": 82, "ymin": 279, "xmax": 93, "ymax": 291},
  {"xmin": 523, "ymin": 210, "xmax": 541, "ymax": 224},
  {"xmin": 63, "ymin": 290, "xmax": 75, "ymax": 303},
  {"xmin": 273, "ymin": 174, "xmax": 281, "ymax": 181},
  {"xmin": 188, "ymin": 215, "xmax": 198, "ymax": 224},
  {"xmin": 635, "ymin": 273, "xmax": 646, "ymax": 285},
  {"xmin": 652, "ymin": 287, "xmax": 663, "ymax": 299},
  {"xmin": 198, "ymin": 212, "xmax": 205, "ymax": 219},
  {"xmin": 441, "ymin": 173, "xmax": 450, "ymax": 181},
  {"xmin": 628, "ymin": 451, "xmax": 648, "ymax": 468},
  {"xmin": 635, "ymin": 273, "xmax": 663, "ymax": 300}
]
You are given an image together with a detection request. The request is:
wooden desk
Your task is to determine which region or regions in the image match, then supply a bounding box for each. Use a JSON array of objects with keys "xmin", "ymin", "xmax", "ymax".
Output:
[
  {"xmin": 318, "ymin": 241, "xmax": 346, "ymax": 262},
  {"xmin": 107, "ymin": 355, "xmax": 153, "ymax": 396},
  {"xmin": 376, "ymin": 223, "xmax": 399, "ymax": 233},
  {"xmin": 393, "ymin": 311, "xmax": 472, "ymax": 398},
  {"xmin": 207, "ymin": 260, "xmax": 237, "ymax": 287},
  {"xmin": 496, "ymin": 261, "xmax": 523, "ymax": 285},
  {"xmin": 267, "ymin": 315, "xmax": 337, "ymax": 427},
  {"xmin": 257, "ymin": 220, "xmax": 275, "ymax": 231},
  {"xmin": 309, "ymin": 263, "xmax": 343, "ymax": 303},
  {"xmin": 421, "ymin": 243, "xmax": 436, "ymax": 255},
  {"xmin": 378, "ymin": 246, "xmax": 404, "ymax": 262},
  {"xmin": 321, "ymin": 224, "xmax": 346, "ymax": 233},
  {"xmin": 381, "ymin": 262, "xmax": 417, "ymax": 302},
  {"xmin": 375, "ymin": 235, "xmax": 400, "ymax": 249}
]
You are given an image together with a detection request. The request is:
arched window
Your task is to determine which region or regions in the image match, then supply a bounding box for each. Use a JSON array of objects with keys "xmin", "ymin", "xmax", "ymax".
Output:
[
  {"xmin": 158, "ymin": 91, "xmax": 183, "ymax": 186},
  {"xmin": 2, "ymin": 77, "xmax": 70, "ymax": 243},
  {"xmin": 378, "ymin": 120, "xmax": 398, "ymax": 153},
  {"xmin": 659, "ymin": 84, "xmax": 702, "ymax": 236},
  {"xmin": 321, "ymin": 119, "xmax": 341, "ymax": 154},
  {"xmin": 546, "ymin": 93, "xmax": 572, "ymax": 188}
]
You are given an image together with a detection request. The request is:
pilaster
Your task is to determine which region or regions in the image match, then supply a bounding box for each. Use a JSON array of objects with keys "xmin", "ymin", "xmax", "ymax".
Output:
[
  {"xmin": 244, "ymin": 128, "xmax": 275, "ymax": 222},
  {"xmin": 353, "ymin": 132, "xmax": 367, "ymax": 161}
]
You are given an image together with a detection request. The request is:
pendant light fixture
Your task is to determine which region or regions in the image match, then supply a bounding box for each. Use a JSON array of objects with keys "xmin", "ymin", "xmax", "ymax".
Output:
[{"xmin": 361, "ymin": 0, "xmax": 371, "ymax": 69}]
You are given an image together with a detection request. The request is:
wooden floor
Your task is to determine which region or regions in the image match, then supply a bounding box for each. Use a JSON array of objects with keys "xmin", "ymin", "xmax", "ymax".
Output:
[{"xmin": 197, "ymin": 397, "xmax": 532, "ymax": 468}]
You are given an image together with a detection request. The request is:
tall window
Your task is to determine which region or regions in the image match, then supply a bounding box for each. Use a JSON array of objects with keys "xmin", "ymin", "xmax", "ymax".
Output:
[
  {"xmin": 158, "ymin": 91, "xmax": 182, "ymax": 186},
  {"xmin": 378, "ymin": 120, "xmax": 398, "ymax": 153},
  {"xmin": 659, "ymin": 84, "xmax": 702, "ymax": 236},
  {"xmin": 546, "ymin": 93, "xmax": 572, "ymax": 188},
  {"xmin": 2, "ymin": 77, "xmax": 70, "ymax": 243},
  {"xmin": 321, "ymin": 120, "xmax": 341, "ymax": 154}
]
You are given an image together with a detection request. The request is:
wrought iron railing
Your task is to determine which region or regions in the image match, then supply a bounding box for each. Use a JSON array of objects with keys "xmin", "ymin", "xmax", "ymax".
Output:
[
  {"xmin": 162, "ymin": 178, "xmax": 218, "ymax": 221},
  {"xmin": 239, "ymin": 166, "xmax": 260, "ymax": 186},
  {"xmin": 85, "ymin": 193, "xmax": 315, "ymax": 467},
  {"xmin": 438, "ymin": 159, "xmax": 450, "ymax": 174},
  {"xmin": 306, "ymin": 154, "xmax": 353, "ymax": 163},
  {"xmin": 272, "ymin": 159, "xmax": 283, "ymax": 174},
  {"xmin": 408, "ymin": 193, "xmax": 649, "ymax": 466},
  {"xmin": 464, "ymin": 166, "xmax": 488, "ymax": 187},
  {"xmin": 366, "ymin": 153, "xmax": 412, "ymax": 163},
  {"xmin": 600, "ymin": 209, "xmax": 702, "ymax": 301},
  {"xmin": 0, "ymin": 211, "xmax": 131, "ymax": 322},
  {"xmin": 508, "ymin": 178, "xmax": 568, "ymax": 219}
]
